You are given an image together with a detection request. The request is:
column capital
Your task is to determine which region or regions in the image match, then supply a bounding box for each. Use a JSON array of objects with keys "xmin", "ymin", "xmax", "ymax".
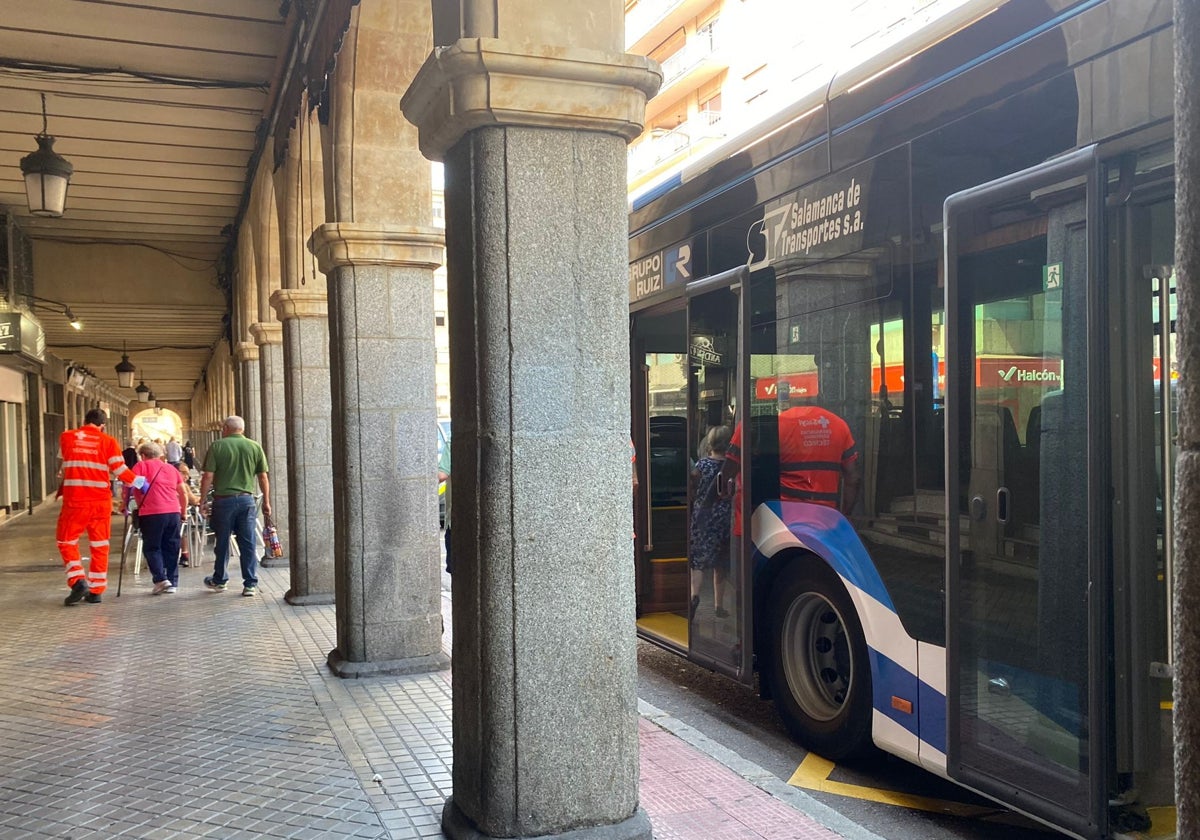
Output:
[
  {"xmin": 233, "ymin": 341, "xmax": 260, "ymax": 363},
  {"xmin": 311, "ymin": 223, "xmax": 445, "ymax": 275},
  {"xmin": 269, "ymin": 288, "xmax": 328, "ymax": 321},
  {"xmin": 249, "ymin": 321, "xmax": 283, "ymax": 346},
  {"xmin": 400, "ymin": 38, "xmax": 661, "ymax": 161}
]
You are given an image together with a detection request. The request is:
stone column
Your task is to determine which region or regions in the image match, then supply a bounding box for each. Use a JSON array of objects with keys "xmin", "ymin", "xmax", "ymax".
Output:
[
  {"xmin": 269, "ymin": 289, "xmax": 335, "ymax": 605},
  {"xmin": 314, "ymin": 0, "xmax": 447, "ymax": 678},
  {"xmin": 402, "ymin": 9, "xmax": 660, "ymax": 839},
  {"xmin": 234, "ymin": 341, "xmax": 262, "ymax": 441},
  {"xmin": 251, "ymin": 321, "xmax": 289, "ymax": 561},
  {"xmin": 314, "ymin": 225, "xmax": 447, "ymax": 675}
]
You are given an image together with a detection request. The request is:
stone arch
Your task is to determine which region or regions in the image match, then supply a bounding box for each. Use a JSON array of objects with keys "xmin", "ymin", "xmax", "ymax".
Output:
[{"xmin": 130, "ymin": 407, "xmax": 185, "ymax": 445}]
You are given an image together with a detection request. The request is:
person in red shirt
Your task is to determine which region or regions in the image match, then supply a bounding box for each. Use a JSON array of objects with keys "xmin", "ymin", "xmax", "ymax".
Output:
[
  {"xmin": 59, "ymin": 408, "xmax": 142, "ymax": 605},
  {"xmin": 720, "ymin": 397, "xmax": 861, "ymax": 533}
]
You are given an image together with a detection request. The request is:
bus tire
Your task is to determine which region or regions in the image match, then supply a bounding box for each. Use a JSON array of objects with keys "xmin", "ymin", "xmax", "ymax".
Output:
[{"xmin": 767, "ymin": 558, "xmax": 872, "ymax": 760}]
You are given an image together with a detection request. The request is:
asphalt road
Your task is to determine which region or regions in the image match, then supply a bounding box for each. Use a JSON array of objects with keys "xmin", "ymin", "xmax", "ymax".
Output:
[{"xmin": 636, "ymin": 640, "xmax": 1062, "ymax": 840}]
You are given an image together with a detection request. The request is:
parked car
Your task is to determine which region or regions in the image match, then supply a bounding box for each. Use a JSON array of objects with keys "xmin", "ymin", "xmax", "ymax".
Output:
[{"xmin": 437, "ymin": 421, "xmax": 451, "ymax": 527}]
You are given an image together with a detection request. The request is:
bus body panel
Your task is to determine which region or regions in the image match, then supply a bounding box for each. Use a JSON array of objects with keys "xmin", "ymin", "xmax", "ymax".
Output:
[{"xmin": 751, "ymin": 503, "xmax": 938, "ymax": 764}]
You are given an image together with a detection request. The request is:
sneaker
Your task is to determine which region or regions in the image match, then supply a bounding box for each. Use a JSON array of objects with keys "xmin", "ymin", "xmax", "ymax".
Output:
[
  {"xmin": 241, "ymin": 586, "xmax": 257, "ymax": 597},
  {"xmin": 152, "ymin": 580, "xmax": 172, "ymax": 595},
  {"xmin": 64, "ymin": 579, "xmax": 88, "ymax": 606},
  {"xmin": 180, "ymin": 557, "xmax": 191, "ymax": 567},
  {"xmin": 203, "ymin": 576, "xmax": 227, "ymax": 591},
  {"xmin": 83, "ymin": 593, "xmax": 102, "ymax": 604},
  {"xmin": 164, "ymin": 584, "xmax": 178, "ymax": 594}
]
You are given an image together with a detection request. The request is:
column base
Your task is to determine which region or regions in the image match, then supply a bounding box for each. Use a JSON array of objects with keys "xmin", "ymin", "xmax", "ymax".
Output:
[
  {"xmin": 442, "ymin": 798, "xmax": 652, "ymax": 840},
  {"xmin": 326, "ymin": 646, "xmax": 450, "ymax": 678},
  {"xmin": 285, "ymin": 590, "xmax": 335, "ymax": 606}
]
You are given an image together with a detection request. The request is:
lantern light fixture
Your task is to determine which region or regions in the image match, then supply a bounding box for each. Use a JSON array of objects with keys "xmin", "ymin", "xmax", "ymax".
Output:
[
  {"xmin": 135, "ymin": 377, "xmax": 150, "ymax": 402},
  {"xmin": 20, "ymin": 93, "xmax": 74, "ymax": 218},
  {"xmin": 115, "ymin": 346, "xmax": 136, "ymax": 388}
]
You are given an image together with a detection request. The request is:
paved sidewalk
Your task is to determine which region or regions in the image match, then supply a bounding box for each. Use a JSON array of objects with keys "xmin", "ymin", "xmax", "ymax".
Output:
[{"xmin": 0, "ymin": 503, "xmax": 863, "ymax": 840}]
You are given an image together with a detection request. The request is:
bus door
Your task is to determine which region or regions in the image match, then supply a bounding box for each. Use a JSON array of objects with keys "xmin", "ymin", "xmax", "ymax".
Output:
[
  {"xmin": 944, "ymin": 147, "xmax": 1108, "ymax": 838},
  {"xmin": 631, "ymin": 304, "xmax": 690, "ymax": 652},
  {"xmin": 684, "ymin": 265, "xmax": 750, "ymax": 679}
]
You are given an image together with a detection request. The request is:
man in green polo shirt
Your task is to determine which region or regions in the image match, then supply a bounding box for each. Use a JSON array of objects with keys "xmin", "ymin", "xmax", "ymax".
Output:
[{"xmin": 199, "ymin": 416, "xmax": 272, "ymax": 596}]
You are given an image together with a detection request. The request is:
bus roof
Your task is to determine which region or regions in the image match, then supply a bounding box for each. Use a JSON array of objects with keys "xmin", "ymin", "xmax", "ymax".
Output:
[{"xmin": 630, "ymin": 0, "xmax": 1010, "ymax": 214}]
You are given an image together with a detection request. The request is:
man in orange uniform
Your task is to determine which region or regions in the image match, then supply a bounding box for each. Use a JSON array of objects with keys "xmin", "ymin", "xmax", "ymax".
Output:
[
  {"xmin": 59, "ymin": 408, "xmax": 144, "ymax": 605},
  {"xmin": 721, "ymin": 396, "xmax": 861, "ymax": 531}
]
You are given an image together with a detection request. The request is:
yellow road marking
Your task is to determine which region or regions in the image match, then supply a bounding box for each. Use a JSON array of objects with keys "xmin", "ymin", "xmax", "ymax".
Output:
[
  {"xmin": 788, "ymin": 753, "xmax": 1002, "ymax": 818},
  {"xmin": 1138, "ymin": 806, "xmax": 1177, "ymax": 839},
  {"xmin": 789, "ymin": 755, "xmax": 1179, "ymax": 833}
]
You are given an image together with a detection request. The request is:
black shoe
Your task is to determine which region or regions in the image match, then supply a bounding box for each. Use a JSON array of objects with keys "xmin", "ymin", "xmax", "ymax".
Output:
[
  {"xmin": 64, "ymin": 580, "xmax": 88, "ymax": 606},
  {"xmin": 714, "ymin": 607, "xmax": 730, "ymax": 619},
  {"xmin": 83, "ymin": 593, "xmax": 102, "ymax": 604}
]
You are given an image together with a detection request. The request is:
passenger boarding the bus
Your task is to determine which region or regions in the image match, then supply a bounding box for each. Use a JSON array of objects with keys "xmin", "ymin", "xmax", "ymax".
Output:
[
  {"xmin": 689, "ymin": 425, "xmax": 732, "ymax": 618},
  {"xmin": 719, "ymin": 389, "xmax": 861, "ymax": 526}
]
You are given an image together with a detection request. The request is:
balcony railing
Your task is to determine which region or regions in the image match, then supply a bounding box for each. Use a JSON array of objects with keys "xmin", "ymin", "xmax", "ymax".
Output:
[
  {"xmin": 656, "ymin": 21, "xmax": 720, "ymax": 92},
  {"xmin": 628, "ymin": 110, "xmax": 725, "ymax": 178}
]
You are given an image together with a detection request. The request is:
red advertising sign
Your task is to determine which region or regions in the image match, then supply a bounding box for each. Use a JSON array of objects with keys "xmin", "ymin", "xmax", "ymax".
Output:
[
  {"xmin": 755, "ymin": 372, "xmax": 819, "ymax": 400},
  {"xmin": 976, "ymin": 356, "xmax": 1063, "ymax": 389}
]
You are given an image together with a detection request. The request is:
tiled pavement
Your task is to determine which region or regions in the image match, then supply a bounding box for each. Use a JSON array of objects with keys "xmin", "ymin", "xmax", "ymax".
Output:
[{"xmin": 0, "ymin": 503, "xmax": 878, "ymax": 840}]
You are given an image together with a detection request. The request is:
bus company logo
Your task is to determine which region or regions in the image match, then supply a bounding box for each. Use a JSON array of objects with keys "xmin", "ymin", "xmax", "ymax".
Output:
[
  {"xmin": 998, "ymin": 366, "xmax": 1060, "ymax": 384},
  {"xmin": 629, "ymin": 253, "xmax": 663, "ymax": 299},
  {"xmin": 747, "ymin": 177, "xmax": 867, "ymax": 270}
]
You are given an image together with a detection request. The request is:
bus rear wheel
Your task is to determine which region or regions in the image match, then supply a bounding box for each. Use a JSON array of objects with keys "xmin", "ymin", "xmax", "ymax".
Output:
[{"xmin": 768, "ymin": 560, "xmax": 872, "ymax": 760}]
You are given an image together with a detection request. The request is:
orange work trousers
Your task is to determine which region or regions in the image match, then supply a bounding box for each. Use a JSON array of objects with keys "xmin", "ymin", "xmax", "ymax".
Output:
[{"xmin": 57, "ymin": 498, "xmax": 116, "ymax": 593}]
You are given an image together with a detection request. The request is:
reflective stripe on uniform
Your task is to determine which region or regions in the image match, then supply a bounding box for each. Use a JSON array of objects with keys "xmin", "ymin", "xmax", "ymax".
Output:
[
  {"xmin": 57, "ymin": 539, "xmax": 80, "ymax": 546},
  {"xmin": 62, "ymin": 460, "xmax": 109, "ymax": 470},
  {"xmin": 62, "ymin": 479, "xmax": 111, "ymax": 488}
]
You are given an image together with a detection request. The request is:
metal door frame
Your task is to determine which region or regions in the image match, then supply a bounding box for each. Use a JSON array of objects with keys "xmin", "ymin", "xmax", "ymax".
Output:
[{"xmin": 943, "ymin": 145, "xmax": 1109, "ymax": 839}]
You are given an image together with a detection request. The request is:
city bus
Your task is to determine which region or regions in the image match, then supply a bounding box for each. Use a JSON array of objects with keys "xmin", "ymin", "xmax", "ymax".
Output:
[{"xmin": 628, "ymin": 1, "xmax": 1175, "ymax": 837}]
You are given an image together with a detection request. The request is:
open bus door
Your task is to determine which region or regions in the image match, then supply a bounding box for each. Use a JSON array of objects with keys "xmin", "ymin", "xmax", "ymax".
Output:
[
  {"xmin": 943, "ymin": 147, "xmax": 1109, "ymax": 838},
  {"xmin": 683, "ymin": 266, "xmax": 750, "ymax": 679},
  {"xmin": 630, "ymin": 266, "xmax": 751, "ymax": 683}
]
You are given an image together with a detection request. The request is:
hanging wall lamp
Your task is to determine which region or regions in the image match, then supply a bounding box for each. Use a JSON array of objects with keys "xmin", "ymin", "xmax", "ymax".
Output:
[
  {"xmin": 135, "ymin": 376, "xmax": 150, "ymax": 402},
  {"xmin": 115, "ymin": 343, "xmax": 136, "ymax": 388},
  {"xmin": 24, "ymin": 293, "xmax": 82, "ymax": 330},
  {"xmin": 20, "ymin": 93, "xmax": 74, "ymax": 218}
]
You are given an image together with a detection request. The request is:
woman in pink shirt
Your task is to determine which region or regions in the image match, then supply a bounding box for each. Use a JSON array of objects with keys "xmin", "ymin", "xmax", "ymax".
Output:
[{"xmin": 130, "ymin": 441, "xmax": 188, "ymax": 594}]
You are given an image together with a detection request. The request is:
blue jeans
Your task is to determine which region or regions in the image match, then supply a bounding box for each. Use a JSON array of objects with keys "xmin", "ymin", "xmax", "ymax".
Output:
[
  {"xmin": 140, "ymin": 511, "xmax": 181, "ymax": 586},
  {"xmin": 211, "ymin": 495, "xmax": 258, "ymax": 587}
]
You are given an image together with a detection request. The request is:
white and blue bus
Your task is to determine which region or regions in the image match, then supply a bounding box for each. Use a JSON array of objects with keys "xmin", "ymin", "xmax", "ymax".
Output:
[{"xmin": 628, "ymin": 1, "xmax": 1175, "ymax": 837}]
